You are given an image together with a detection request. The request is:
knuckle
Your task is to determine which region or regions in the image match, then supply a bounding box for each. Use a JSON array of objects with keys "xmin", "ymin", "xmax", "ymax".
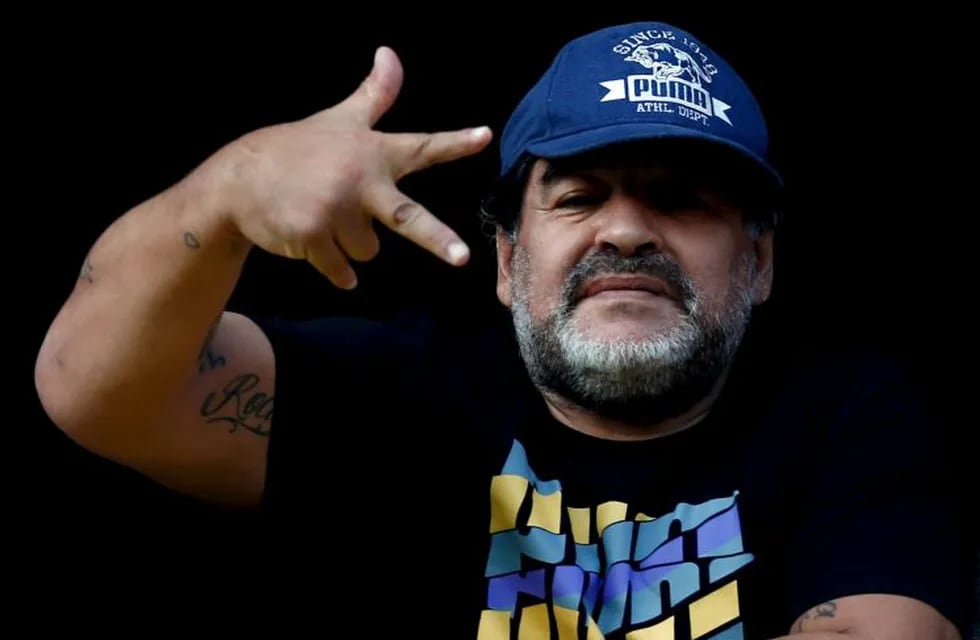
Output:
[
  {"xmin": 290, "ymin": 213, "xmax": 331, "ymax": 244},
  {"xmin": 318, "ymin": 190, "xmax": 345, "ymax": 216},
  {"xmin": 335, "ymin": 156, "xmax": 368, "ymax": 185},
  {"xmin": 294, "ymin": 217, "xmax": 327, "ymax": 241},
  {"xmin": 390, "ymin": 201, "xmax": 424, "ymax": 227},
  {"xmin": 413, "ymin": 135, "xmax": 433, "ymax": 158},
  {"xmin": 392, "ymin": 136, "xmax": 434, "ymax": 179}
]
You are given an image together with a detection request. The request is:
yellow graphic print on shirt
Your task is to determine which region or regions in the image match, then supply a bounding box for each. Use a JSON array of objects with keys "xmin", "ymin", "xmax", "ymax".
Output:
[{"xmin": 478, "ymin": 440, "xmax": 754, "ymax": 640}]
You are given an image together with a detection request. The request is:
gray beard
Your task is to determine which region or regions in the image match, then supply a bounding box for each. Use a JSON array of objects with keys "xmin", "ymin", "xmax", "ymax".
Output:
[{"xmin": 509, "ymin": 246, "xmax": 755, "ymax": 426}]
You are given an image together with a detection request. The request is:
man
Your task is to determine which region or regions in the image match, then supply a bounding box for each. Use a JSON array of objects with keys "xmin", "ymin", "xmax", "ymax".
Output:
[{"xmin": 34, "ymin": 20, "xmax": 971, "ymax": 639}]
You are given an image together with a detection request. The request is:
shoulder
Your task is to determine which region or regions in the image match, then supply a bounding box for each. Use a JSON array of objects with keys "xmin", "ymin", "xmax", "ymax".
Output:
[
  {"xmin": 752, "ymin": 344, "xmax": 975, "ymax": 635},
  {"xmin": 719, "ymin": 334, "xmax": 954, "ymax": 485},
  {"xmin": 729, "ymin": 328, "xmax": 933, "ymax": 423}
]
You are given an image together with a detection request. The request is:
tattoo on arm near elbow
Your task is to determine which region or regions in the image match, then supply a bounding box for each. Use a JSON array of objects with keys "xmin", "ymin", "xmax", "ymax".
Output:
[
  {"xmin": 78, "ymin": 256, "xmax": 94, "ymax": 283},
  {"xmin": 791, "ymin": 600, "xmax": 838, "ymax": 633},
  {"xmin": 184, "ymin": 231, "xmax": 201, "ymax": 249},
  {"xmin": 198, "ymin": 319, "xmax": 227, "ymax": 373},
  {"xmin": 200, "ymin": 374, "xmax": 272, "ymax": 437}
]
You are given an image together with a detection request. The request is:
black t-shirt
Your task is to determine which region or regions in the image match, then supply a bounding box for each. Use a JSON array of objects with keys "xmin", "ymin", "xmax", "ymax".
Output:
[{"xmin": 250, "ymin": 309, "xmax": 972, "ymax": 639}]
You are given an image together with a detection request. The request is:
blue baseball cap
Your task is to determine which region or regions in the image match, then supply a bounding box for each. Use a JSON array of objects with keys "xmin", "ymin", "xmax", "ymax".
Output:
[{"xmin": 499, "ymin": 21, "xmax": 783, "ymax": 195}]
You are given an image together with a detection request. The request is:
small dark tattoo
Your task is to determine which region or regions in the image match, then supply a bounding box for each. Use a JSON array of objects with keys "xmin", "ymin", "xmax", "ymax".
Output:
[
  {"xmin": 200, "ymin": 373, "xmax": 273, "ymax": 437},
  {"xmin": 197, "ymin": 321, "xmax": 226, "ymax": 373},
  {"xmin": 184, "ymin": 231, "xmax": 200, "ymax": 249},
  {"xmin": 78, "ymin": 258, "xmax": 94, "ymax": 283},
  {"xmin": 793, "ymin": 600, "xmax": 838, "ymax": 632},
  {"xmin": 198, "ymin": 348, "xmax": 226, "ymax": 373}
]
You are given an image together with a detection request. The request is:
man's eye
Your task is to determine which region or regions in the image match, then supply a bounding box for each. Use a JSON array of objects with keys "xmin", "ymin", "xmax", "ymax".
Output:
[
  {"xmin": 647, "ymin": 187, "xmax": 710, "ymax": 212},
  {"xmin": 557, "ymin": 195, "xmax": 600, "ymax": 209}
]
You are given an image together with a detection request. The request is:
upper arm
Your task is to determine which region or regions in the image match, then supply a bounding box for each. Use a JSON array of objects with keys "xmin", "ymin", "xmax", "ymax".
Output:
[
  {"xmin": 784, "ymin": 594, "xmax": 962, "ymax": 639},
  {"xmin": 776, "ymin": 356, "xmax": 972, "ymax": 638},
  {"xmin": 114, "ymin": 309, "xmax": 435, "ymax": 510},
  {"xmin": 111, "ymin": 311, "xmax": 277, "ymax": 508}
]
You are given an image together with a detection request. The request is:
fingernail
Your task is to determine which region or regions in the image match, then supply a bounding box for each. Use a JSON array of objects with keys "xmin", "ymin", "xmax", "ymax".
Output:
[
  {"xmin": 448, "ymin": 242, "xmax": 469, "ymax": 264},
  {"xmin": 471, "ymin": 126, "xmax": 491, "ymax": 140},
  {"xmin": 344, "ymin": 274, "xmax": 358, "ymax": 289}
]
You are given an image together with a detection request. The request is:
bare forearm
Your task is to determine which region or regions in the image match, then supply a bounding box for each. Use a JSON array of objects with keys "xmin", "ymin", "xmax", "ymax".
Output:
[{"xmin": 36, "ymin": 172, "xmax": 251, "ymax": 435}]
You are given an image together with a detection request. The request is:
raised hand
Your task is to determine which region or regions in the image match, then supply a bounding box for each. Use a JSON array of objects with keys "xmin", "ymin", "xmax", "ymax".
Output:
[{"xmin": 205, "ymin": 46, "xmax": 493, "ymax": 289}]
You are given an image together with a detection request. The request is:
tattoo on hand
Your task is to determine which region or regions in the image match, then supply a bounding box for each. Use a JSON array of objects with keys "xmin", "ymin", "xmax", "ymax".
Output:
[
  {"xmin": 197, "ymin": 321, "xmax": 226, "ymax": 373},
  {"xmin": 184, "ymin": 231, "xmax": 200, "ymax": 249},
  {"xmin": 200, "ymin": 373, "xmax": 272, "ymax": 437}
]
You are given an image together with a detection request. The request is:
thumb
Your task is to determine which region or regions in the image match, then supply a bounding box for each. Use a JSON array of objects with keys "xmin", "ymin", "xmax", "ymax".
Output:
[{"xmin": 332, "ymin": 46, "xmax": 404, "ymax": 127}]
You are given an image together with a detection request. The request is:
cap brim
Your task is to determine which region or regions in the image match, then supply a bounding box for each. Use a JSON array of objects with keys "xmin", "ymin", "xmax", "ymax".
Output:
[{"xmin": 524, "ymin": 122, "xmax": 784, "ymax": 194}]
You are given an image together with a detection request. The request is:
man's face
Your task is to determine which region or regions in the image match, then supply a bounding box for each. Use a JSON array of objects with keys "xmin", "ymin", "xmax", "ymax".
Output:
[{"xmin": 495, "ymin": 152, "xmax": 774, "ymax": 424}]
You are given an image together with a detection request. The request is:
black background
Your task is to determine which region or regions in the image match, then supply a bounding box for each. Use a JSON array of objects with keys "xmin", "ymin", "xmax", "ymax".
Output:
[{"xmin": 13, "ymin": 6, "xmax": 975, "ymax": 617}]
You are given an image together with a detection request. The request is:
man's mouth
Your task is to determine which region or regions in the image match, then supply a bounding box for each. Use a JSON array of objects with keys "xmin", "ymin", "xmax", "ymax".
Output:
[{"xmin": 580, "ymin": 275, "xmax": 674, "ymax": 300}]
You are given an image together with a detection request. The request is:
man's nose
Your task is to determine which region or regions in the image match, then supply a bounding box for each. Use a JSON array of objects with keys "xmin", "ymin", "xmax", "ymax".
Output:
[{"xmin": 592, "ymin": 193, "xmax": 664, "ymax": 256}]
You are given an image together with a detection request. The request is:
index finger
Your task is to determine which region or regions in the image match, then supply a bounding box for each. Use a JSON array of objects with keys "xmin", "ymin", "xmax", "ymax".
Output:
[
  {"xmin": 387, "ymin": 126, "xmax": 493, "ymax": 180},
  {"xmin": 363, "ymin": 182, "xmax": 470, "ymax": 266}
]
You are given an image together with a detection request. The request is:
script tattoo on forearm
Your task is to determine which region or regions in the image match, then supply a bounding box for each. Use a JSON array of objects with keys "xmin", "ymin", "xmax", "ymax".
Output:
[
  {"xmin": 197, "ymin": 320, "xmax": 226, "ymax": 373},
  {"xmin": 200, "ymin": 373, "xmax": 272, "ymax": 437},
  {"xmin": 791, "ymin": 600, "xmax": 838, "ymax": 632},
  {"xmin": 184, "ymin": 231, "xmax": 200, "ymax": 249}
]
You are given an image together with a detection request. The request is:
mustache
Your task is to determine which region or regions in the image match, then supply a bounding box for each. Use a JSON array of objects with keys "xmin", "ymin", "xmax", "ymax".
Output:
[{"xmin": 561, "ymin": 250, "xmax": 695, "ymax": 312}]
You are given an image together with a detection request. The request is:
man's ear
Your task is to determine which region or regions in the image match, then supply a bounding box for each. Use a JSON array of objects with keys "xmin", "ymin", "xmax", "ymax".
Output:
[
  {"xmin": 751, "ymin": 229, "xmax": 775, "ymax": 304},
  {"xmin": 496, "ymin": 229, "xmax": 514, "ymax": 308}
]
